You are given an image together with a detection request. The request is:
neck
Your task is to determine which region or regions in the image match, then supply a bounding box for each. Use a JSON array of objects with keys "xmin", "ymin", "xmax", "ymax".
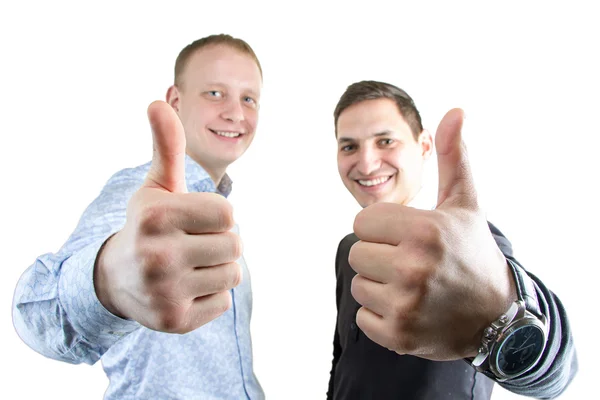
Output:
[
  {"xmin": 404, "ymin": 186, "xmax": 422, "ymax": 206},
  {"xmin": 406, "ymin": 185, "xmax": 437, "ymax": 211},
  {"xmin": 207, "ymin": 168, "xmax": 226, "ymax": 188},
  {"xmin": 186, "ymin": 151, "xmax": 227, "ymax": 187}
]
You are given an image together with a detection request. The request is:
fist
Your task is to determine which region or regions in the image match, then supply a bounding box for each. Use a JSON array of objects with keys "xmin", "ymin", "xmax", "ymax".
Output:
[
  {"xmin": 349, "ymin": 109, "xmax": 516, "ymax": 360},
  {"xmin": 94, "ymin": 101, "xmax": 243, "ymax": 334}
]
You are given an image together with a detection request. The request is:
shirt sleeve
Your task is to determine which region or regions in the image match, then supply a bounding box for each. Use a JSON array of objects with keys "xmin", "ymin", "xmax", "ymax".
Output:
[
  {"xmin": 12, "ymin": 166, "xmax": 147, "ymax": 365},
  {"xmin": 487, "ymin": 222, "xmax": 578, "ymax": 399},
  {"xmin": 327, "ymin": 238, "xmax": 346, "ymax": 400}
]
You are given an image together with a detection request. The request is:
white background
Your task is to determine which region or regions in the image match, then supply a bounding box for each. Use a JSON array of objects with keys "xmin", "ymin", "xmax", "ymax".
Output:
[{"xmin": 1, "ymin": 1, "xmax": 597, "ymax": 399}]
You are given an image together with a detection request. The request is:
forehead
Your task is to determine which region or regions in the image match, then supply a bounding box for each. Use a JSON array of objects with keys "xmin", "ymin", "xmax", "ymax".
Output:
[
  {"xmin": 337, "ymin": 98, "xmax": 410, "ymax": 141},
  {"xmin": 182, "ymin": 45, "xmax": 262, "ymax": 93}
]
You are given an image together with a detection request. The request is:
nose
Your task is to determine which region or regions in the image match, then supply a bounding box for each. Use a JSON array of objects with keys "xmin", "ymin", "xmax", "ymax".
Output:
[
  {"xmin": 356, "ymin": 147, "xmax": 381, "ymax": 176},
  {"xmin": 221, "ymin": 98, "xmax": 244, "ymax": 123}
]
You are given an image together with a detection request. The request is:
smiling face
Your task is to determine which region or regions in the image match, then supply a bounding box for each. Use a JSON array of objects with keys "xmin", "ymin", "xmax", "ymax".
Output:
[
  {"xmin": 336, "ymin": 98, "xmax": 433, "ymax": 208},
  {"xmin": 167, "ymin": 44, "xmax": 262, "ymax": 183}
]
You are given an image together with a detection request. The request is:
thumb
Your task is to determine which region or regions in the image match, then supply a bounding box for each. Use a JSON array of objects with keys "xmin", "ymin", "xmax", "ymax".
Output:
[
  {"xmin": 435, "ymin": 108, "xmax": 477, "ymax": 209},
  {"xmin": 144, "ymin": 100, "xmax": 188, "ymax": 193}
]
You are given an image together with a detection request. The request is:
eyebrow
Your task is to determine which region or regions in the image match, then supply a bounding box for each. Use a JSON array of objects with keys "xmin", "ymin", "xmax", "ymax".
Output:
[
  {"xmin": 337, "ymin": 130, "xmax": 392, "ymax": 143},
  {"xmin": 245, "ymin": 88, "xmax": 260, "ymax": 99},
  {"xmin": 204, "ymin": 82, "xmax": 260, "ymax": 98}
]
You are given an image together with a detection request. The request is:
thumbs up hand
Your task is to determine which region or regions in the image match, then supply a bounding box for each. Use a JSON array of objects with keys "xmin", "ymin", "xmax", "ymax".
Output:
[
  {"xmin": 349, "ymin": 109, "xmax": 517, "ymax": 360},
  {"xmin": 94, "ymin": 101, "xmax": 242, "ymax": 334}
]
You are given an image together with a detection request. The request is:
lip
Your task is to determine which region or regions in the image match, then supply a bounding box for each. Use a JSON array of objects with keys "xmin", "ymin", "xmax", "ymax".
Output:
[
  {"xmin": 354, "ymin": 174, "xmax": 394, "ymax": 193},
  {"xmin": 209, "ymin": 128, "xmax": 245, "ymax": 142}
]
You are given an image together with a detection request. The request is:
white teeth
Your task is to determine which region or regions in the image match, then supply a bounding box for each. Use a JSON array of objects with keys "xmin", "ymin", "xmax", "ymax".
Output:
[
  {"xmin": 358, "ymin": 176, "xmax": 391, "ymax": 187},
  {"xmin": 214, "ymin": 131, "xmax": 241, "ymax": 138}
]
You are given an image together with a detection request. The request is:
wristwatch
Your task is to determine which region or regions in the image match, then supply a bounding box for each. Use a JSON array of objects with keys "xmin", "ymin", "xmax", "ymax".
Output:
[{"xmin": 471, "ymin": 258, "xmax": 549, "ymax": 381}]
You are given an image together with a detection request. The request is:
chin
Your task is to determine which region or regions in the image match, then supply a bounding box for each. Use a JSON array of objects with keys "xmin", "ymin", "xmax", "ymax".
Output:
[
  {"xmin": 223, "ymin": 147, "xmax": 250, "ymax": 162},
  {"xmin": 354, "ymin": 195, "xmax": 378, "ymax": 208},
  {"xmin": 361, "ymin": 193, "xmax": 398, "ymax": 208}
]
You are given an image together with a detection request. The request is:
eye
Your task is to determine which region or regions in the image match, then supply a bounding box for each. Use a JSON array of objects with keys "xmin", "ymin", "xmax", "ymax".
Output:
[
  {"xmin": 207, "ymin": 90, "xmax": 223, "ymax": 98},
  {"xmin": 340, "ymin": 144, "xmax": 356, "ymax": 152},
  {"xmin": 243, "ymin": 96, "xmax": 258, "ymax": 107},
  {"xmin": 378, "ymin": 138, "xmax": 394, "ymax": 146}
]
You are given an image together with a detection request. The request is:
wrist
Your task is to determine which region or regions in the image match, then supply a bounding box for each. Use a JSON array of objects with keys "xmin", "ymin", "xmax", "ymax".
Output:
[
  {"xmin": 94, "ymin": 232, "xmax": 126, "ymax": 318},
  {"xmin": 487, "ymin": 254, "xmax": 519, "ymax": 323},
  {"xmin": 471, "ymin": 258, "xmax": 548, "ymax": 380},
  {"xmin": 468, "ymin": 255, "xmax": 518, "ymax": 358},
  {"xmin": 497, "ymin": 255, "xmax": 519, "ymax": 310}
]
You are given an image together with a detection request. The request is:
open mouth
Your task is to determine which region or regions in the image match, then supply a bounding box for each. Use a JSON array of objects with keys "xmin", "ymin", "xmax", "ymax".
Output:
[
  {"xmin": 356, "ymin": 175, "xmax": 393, "ymax": 187},
  {"xmin": 209, "ymin": 129, "xmax": 243, "ymax": 138}
]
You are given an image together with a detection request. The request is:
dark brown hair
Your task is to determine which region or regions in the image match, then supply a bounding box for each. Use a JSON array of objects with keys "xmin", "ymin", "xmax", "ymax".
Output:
[{"xmin": 334, "ymin": 80, "xmax": 423, "ymax": 140}]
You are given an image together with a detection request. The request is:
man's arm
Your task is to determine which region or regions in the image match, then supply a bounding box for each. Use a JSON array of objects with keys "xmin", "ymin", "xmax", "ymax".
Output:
[
  {"xmin": 326, "ymin": 324, "xmax": 342, "ymax": 400},
  {"xmin": 488, "ymin": 222, "xmax": 578, "ymax": 398},
  {"xmin": 326, "ymin": 238, "xmax": 346, "ymax": 400},
  {"xmin": 12, "ymin": 169, "xmax": 144, "ymax": 365},
  {"xmin": 13, "ymin": 101, "xmax": 244, "ymax": 364},
  {"xmin": 347, "ymin": 109, "xmax": 577, "ymax": 399}
]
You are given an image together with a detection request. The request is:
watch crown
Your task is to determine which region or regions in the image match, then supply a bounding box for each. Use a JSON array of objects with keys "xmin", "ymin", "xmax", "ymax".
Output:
[{"xmin": 484, "ymin": 327, "xmax": 495, "ymax": 339}]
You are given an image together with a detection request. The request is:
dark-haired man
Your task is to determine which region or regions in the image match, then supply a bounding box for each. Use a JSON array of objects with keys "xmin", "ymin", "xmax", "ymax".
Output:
[{"xmin": 327, "ymin": 80, "xmax": 577, "ymax": 399}]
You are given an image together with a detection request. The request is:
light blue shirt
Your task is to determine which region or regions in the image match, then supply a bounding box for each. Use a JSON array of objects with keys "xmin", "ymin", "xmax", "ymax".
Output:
[{"xmin": 12, "ymin": 155, "xmax": 264, "ymax": 400}]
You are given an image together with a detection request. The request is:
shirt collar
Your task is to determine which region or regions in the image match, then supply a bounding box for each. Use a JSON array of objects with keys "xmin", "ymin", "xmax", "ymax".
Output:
[{"xmin": 216, "ymin": 174, "xmax": 233, "ymax": 197}]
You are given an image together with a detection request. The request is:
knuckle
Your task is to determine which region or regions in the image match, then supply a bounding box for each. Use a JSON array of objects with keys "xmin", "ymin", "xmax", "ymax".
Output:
[
  {"xmin": 215, "ymin": 263, "xmax": 241, "ymax": 292},
  {"xmin": 214, "ymin": 197, "xmax": 234, "ymax": 231},
  {"xmin": 388, "ymin": 296, "xmax": 404, "ymax": 318},
  {"xmin": 414, "ymin": 221, "xmax": 445, "ymax": 258},
  {"xmin": 229, "ymin": 262, "xmax": 242, "ymax": 288},
  {"xmin": 350, "ymin": 275, "xmax": 363, "ymax": 301},
  {"xmin": 153, "ymin": 305, "xmax": 187, "ymax": 333},
  {"xmin": 138, "ymin": 245, "xmax": 175, "ymax": 284},
  {"xmin": 352, "ymin": 210, "xmax": 367, "ymax": 236},
  {"xmin": 389, "ymin": 298, "xmax": 414, "ymax": 322},
  {"xmin": 214, "ymin": 291, "xmax": 233, "ymax": 316},
  {"xmin": 151, "ymin": 279, "xmax": 179, "ymax": 301},
  {"xmin": 347, "ymin": 242, "xmax": 361, "ymax": 269},
  {"xmin": 393, "ymin": 334, "xmax": 417, "ymax": 354},
  {"xmin": 399, "ymin": 264, "xmax": 430, "ymax": 288},
  {"xmin": 137, "ymin": 204, "xmax": 172, "ymax": 235},
  {"xmin": 228, "ymin": 232, "xmax": 243, "ymax": 260},
  {"xmin": 420, "ymin": 220, "xmax": 443, "ymax": 245}
]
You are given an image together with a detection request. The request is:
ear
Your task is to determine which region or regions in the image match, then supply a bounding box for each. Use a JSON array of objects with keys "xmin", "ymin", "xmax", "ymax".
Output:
[
  {"xmin": 166, "ymin": 85, "xmax": 180, "ymax": 112},
  {"xmin": 418, "ymin": 129, "xmax": 434, "ymax": 159}
]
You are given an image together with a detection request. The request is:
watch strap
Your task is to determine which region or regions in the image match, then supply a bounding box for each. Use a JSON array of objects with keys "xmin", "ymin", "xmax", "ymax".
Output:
[
  {"xmin": 505, "ymin": 258, "xmax": 543, "ymax": 319},
  {"xmin": 471, "ymin": 258, "xmax": 549, "ymax": 380}
]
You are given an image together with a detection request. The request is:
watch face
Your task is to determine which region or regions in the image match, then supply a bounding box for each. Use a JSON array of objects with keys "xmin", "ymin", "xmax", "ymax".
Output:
[{"xmin": 495, "ymin": 324, "xmax": 545, "ymax": 377}]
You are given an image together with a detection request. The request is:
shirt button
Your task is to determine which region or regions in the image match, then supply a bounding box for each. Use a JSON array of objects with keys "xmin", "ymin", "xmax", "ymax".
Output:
[{"xmin": 350, "ymin": 322, "xmax": 357, "ymax": 330}]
